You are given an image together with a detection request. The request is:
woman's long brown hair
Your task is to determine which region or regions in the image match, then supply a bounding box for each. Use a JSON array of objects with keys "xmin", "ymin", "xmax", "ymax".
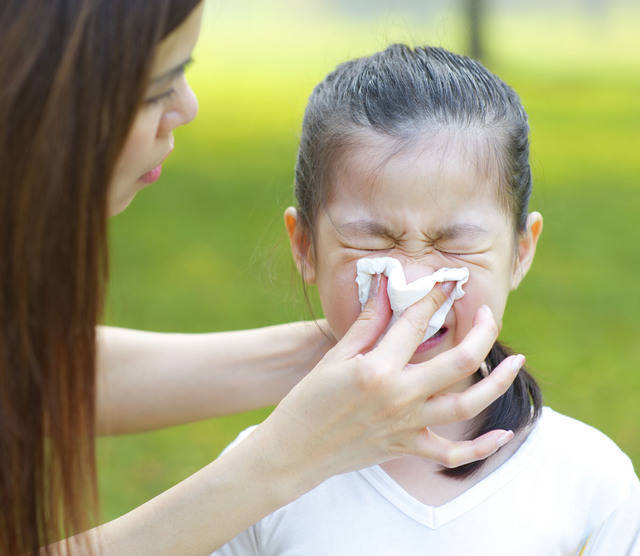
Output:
[{"xmin": 0, "ymin": 1, "xmax": 201, "ymax": 553}]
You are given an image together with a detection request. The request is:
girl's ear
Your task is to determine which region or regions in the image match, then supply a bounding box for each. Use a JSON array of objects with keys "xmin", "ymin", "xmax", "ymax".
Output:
[
  {"xmin": 284, "ymin": 207, "xmax": 316, "ymax": 283},
  {"xmin": 511, "ymin": 211, "xmax": 543, "ymax": 290}
]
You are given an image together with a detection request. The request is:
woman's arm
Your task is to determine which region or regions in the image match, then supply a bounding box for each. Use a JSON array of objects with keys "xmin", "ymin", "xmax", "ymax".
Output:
[
  {"xmin": 95, "ymin": 322, "xmax": 333, "ymax": 435},
  {"xmin": 55, "ymin": 424, "xmax": 323, "ymax": 555},
  {"xmin": 52, "ymin": 283, "xmax": 521, "ymax": 554}
]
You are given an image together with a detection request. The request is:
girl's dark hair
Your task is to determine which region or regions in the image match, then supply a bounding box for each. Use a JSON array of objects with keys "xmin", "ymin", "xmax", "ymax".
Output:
[
  {"xmin": 293, "ymin": 44, "xmax": 542, "ymax": 479},
  {"xmin": 0, "ymin": 1, "xmax": 200, "ymax": 553}
]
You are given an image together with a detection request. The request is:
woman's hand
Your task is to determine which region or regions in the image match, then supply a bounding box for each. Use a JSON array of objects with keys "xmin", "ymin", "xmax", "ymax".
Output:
[{"xmin": 251, "ymin": 275, "xmax": 523, "ymax": 489}]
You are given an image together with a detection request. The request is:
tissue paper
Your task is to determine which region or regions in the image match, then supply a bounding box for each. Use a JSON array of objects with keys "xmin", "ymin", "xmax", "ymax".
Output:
[{"xmin": 356, "ymin": 257, "xmax": 469, "ymax": 341}]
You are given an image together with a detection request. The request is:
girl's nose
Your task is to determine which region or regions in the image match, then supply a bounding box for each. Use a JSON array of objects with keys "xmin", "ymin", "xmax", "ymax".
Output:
[{"xmin": 398, "ymin": 259, "xmax": 439, "ymax": 284}]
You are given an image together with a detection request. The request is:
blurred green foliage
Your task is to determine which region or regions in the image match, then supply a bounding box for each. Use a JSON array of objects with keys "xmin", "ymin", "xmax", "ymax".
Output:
[{"xmin": 98, "ymin": 3, "xmax": 640, "ymax": 523}]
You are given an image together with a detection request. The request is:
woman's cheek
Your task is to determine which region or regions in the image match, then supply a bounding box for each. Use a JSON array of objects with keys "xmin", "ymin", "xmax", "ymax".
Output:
[{"xmin": 116, "ymin": 111, "xmax": 157, "ymax": 174}]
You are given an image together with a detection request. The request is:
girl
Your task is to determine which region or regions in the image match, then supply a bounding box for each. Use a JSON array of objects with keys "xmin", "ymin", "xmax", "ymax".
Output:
[
  {"xmin": 1, "ymin": 4, "xmax": 520, "ymax": 554},
  {"xmin": 214, "ymin": 44, "xmax": 640, "ymax": 555}
]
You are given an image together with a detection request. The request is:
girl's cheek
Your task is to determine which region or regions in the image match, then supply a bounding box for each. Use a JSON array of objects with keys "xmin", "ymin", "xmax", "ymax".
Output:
[
  {"xmin": 317, "ymin": 265, "xmax": 362, "ymax": 341},
  {"xmin": 452, "ymin": 297, "xmax": 475, "ymax": 346},
  {"xmin": 321, "ymin": 292, "xmax": 361, "ymax": 341},
  {"xmin": 453, "ymin": 275, "xmax": 509, "ymax": 345}
]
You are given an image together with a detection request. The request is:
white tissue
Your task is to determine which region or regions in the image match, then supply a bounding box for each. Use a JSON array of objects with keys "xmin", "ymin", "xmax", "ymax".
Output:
[{"xmin": 356, "ymin": 257, "xmax": 469, "ymax": 341}]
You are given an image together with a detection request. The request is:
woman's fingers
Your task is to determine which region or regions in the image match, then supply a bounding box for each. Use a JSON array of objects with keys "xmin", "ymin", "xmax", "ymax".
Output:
[
  {"xmin": 420, "ymin": 354, "xmax": 525, "ymax": 426},
  {"xmin": 409, "ymin": 427, "xmax": 515, "ymax": 468},
  {"xmin": 406, "ymin": 304, "xmax": 500, "ymax": 395},
  {"xmin": 280, "ymin": 288, "xmax": 528, "ymax": 477},
  {"xmin": 330, "ymin": 275, "xmax": 392, "ymax": 359},
  {"xmin": 370, "ymin": 281, "xmax": 455, "ymax": 368}
]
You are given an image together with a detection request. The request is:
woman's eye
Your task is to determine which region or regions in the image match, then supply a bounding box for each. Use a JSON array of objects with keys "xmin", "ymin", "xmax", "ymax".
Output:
[{"xmin": 144, "ymin": 88, "xmax": 176, "ymax": 106}]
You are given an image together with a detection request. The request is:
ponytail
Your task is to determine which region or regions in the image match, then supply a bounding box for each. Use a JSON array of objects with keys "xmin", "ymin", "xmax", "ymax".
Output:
[{"xmin": 442, "ymin": 340, "xmax": 542, "ymax": 478}]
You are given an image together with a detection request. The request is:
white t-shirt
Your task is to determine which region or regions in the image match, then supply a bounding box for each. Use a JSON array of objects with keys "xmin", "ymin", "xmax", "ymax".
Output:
[
  {"xmin": 582, "ymin": 491, "xmax": 640, "ymax": 555},
  {"xmin": 213, "ymin": 407, "xmax": 639, "ymax": 556}
]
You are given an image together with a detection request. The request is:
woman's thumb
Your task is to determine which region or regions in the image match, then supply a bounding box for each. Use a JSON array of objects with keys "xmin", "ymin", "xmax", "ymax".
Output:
[{"xmin": 331, "ymin": 274, "xmax": 392, "ymax": 359}]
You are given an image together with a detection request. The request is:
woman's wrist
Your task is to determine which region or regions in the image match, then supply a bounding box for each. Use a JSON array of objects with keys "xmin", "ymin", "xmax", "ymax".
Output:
[
  {"xmin": 244, "ymin": 320, "xmax": 334, "ymax": 406},
  {"xmin": 278, "ymin": 319, "xmax": 334, "ymax": 374},
  {"xmin": 235, "ymin": 417, "xmax": 328, "ymax": 507}
]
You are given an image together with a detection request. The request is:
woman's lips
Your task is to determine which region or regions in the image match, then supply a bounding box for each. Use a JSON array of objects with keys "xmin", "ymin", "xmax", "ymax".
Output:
[
  {"xmin": 140, "ymin": 164, "xmax": 162, "ymax": 184},
  {"xmin": 138, "ymin": 148, "xmax": 173, "ymax": 184},
  {"xmin": 414, "ymin": 326, "xmax": 448, "ymax": 354}
]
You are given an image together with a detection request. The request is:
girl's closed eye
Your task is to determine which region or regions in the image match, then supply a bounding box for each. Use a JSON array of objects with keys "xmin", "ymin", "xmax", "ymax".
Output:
[
  {"xmin": 436, "ymin": 244, "xmax": 487, "ymax": 256},
  {"xmin": 339, "ymin": 237, "xmax": 489, "ymax": 257},
  {"xmin": 437, "ymin": 248, "xmax": 468, "ymax": 256},
  {"xmin": 343, "ymin": 242, "xmax": 394, "ymax": 252}
]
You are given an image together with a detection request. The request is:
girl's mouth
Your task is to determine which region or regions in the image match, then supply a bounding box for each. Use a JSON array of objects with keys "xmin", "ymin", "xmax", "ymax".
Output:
[{"xmin": 414, "ymin": 326, "xmax": 448, "ymax": 354}]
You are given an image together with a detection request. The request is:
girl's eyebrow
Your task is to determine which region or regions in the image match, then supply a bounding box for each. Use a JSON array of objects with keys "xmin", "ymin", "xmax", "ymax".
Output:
[
  {"xmin": 150, "ymin": 56, "xmax": 194, "ymax": 85},
  {"xmin": 337, "ymin": 220, "xmax": 488, "ymax": 240},
  {"xmin": 335, "ymin": 219, "xmax": 395, "ymax": 237},
  {"xmin": 435, "ymin": 223, "xmax": 489, "ymax": 240}
]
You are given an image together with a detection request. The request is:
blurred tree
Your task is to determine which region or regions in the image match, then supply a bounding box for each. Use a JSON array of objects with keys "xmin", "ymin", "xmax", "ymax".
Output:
[{"xmin": 465, "ymin": 0, "xmax": 484, "ymax": 61}]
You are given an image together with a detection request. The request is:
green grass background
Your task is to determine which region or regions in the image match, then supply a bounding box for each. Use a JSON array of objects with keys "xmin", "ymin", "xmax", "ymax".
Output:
[{"xmin": 99, "ymin": 1, "xmax": 640, "ymax": 522}]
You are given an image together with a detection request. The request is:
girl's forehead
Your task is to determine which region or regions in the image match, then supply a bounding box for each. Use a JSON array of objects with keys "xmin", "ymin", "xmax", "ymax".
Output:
[{"xmin": 327, "ymin": 128, "xmax": 505, "ymax": 213}]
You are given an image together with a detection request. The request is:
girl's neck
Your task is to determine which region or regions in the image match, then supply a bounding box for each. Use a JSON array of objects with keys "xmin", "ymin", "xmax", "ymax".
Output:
[{"xmin": 380, "ymin": 420, "xmax": 533, "ymax": 507}]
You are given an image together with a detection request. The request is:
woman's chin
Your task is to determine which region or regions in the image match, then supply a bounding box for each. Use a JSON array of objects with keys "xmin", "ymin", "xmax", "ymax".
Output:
[{"xmin": 108, "ymin": 192, "xmax": 137, "ymax": 217}]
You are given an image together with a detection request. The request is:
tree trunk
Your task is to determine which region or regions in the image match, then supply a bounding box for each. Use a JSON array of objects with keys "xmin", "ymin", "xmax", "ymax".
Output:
[{"xmin": 466, "ymin": 0, "xmax": 484, "ymax": 61}]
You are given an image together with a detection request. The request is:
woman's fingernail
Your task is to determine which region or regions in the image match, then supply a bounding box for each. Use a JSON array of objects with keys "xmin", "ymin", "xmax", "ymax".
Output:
[
  {"xmin": 370, "ymin": 274, "xmax": 382, "ymax": 299},
  {"xmin": 439, "ymin": 281, "xmax": 455, "ymax": 295},
  {"xmin": 497, "ymin": 430, "xmax": 514, "ymax": 448},
  {"xmin": 366, "ymin": 274, "xmax": 382, "ymax": 306},
  {"xmin": 512, "ymin": 354, "xmax": 525, "ymax": 372}
]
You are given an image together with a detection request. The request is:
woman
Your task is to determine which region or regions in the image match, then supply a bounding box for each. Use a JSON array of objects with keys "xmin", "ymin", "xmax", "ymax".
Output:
[{"xmin": 0, "ymin": 2, "xmax": 520, "ymax": 554}]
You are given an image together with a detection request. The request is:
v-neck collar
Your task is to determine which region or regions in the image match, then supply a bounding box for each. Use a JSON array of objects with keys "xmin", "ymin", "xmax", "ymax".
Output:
[{"xmin": 357, "ymin": 407, "xmax": 550, "ymax": 529}]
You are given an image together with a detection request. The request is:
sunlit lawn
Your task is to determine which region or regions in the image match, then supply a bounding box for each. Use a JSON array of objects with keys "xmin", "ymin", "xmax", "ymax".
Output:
[{"xmin": 98, "ymin": 4, "xmax": 640, "ymax": 523}]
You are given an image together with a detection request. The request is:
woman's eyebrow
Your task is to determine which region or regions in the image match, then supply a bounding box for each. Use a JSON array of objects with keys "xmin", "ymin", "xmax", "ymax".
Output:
[{"xmin": 150, "ymin": 56, "xmax": 194, "ymax": 85}]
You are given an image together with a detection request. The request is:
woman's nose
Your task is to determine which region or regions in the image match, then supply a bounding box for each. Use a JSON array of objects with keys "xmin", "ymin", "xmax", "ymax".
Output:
[{"xmin": 157, "ymin": 77, "xmax": 199, "ymax": 136}]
